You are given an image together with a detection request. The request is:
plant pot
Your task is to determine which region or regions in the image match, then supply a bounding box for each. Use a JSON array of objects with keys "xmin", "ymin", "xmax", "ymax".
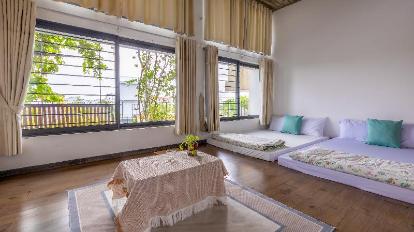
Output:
[{"xmin": 187, "ymin": 142, "xmax": 198, "ymax": 156}]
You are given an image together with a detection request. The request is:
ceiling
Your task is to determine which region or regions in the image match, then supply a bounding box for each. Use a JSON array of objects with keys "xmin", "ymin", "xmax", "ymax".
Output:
[{"xmin": 256, "ymin": 0, "xmax": 301, "ymax": 11}]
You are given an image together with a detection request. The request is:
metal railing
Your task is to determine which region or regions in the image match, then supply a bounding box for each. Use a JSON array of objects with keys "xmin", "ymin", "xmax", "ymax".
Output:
[
  {"xmin": 120, "ymin": 101, "xmax": 175, "ymax": 124},
  {"xmin": 219, "ymin": 102, "xmax": 248, "ymax": 118},
  {"xmin": 21, "ymin": 104, "xmax": 115, "ymax": 129}
]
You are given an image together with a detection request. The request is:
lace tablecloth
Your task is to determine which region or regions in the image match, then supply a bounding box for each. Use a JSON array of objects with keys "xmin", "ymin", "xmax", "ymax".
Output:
[{"xmin": 108, "ymin": 151, "xmax": 228, "ymax": 231}]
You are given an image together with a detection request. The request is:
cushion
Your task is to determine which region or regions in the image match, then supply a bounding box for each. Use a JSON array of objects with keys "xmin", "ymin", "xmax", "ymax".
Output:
[
  {"xmin": 401, "ymin": 124, "xmax": 414, "ymax": 148},
  {"xmin": 281, "ymin": 115, "xmax": 304, "ymax": 135},
  {"xmin": 366, "ymin": 119, "xmax": 403, "ymax": 148},
  {"xmin": 339, "ymin": 119, "xmax": 367, "ymax": 142},
  {"xmin": 301, "ymin": 117, "xmax": 327, "ymax": 137},
  {"xmin": 269, "ymin": 116, "xmax": 284, "ymax": 131}
]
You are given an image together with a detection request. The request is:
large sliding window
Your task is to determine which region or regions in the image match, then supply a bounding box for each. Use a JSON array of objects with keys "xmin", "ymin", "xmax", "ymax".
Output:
[
  {"xmin": 23, "ymin": 28, "xmax": 116, "ymax": 132},
  {"xmin": 22, "ymin": 20, "xmax": 175, "ymax": 136},
  {"xmin": 218, "ymin": 58, "xmax": 260, "ymax": 120},
  {"xmin": 119, "ymin": 45, "xmax": 176, "ymax": 125}
]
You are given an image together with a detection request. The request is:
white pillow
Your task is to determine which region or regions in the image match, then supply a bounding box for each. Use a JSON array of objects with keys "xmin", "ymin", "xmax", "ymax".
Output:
[
  {"xmin": 300, "ymin": 117, "xmax": 327, "ymax": 137},
  {"xmin": 401, "ymin": 124, "xmax": 414, "ymax": 148},
  {"xmin": 339, "ymin": 119, "xmax": 367, "ymax": 142},
  {"xmin": 269, "ymin": 116, "xmax": 284, "ymax": 131}
]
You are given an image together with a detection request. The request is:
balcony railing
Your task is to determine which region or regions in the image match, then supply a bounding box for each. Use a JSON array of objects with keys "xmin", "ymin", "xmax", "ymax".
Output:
[
  {"xmin": 21, "ymin": 104, "xmax": 115, "ymax": 130},
  {"xmin": 219, "ymin": 102, "xmax": 248, "ymax": 118},
  {"xmin": 120, "ymin": 101, "xmax": 175, "ymax": 124}
]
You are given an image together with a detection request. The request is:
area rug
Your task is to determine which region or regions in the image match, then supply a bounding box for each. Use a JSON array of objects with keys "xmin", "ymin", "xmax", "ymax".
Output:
[{"xmin": 68, "ymin": 179, "xmax": 335, "ymax": 232}]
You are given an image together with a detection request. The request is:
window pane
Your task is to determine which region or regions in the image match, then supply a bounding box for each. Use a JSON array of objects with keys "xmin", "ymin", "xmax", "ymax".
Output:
[
  {"xmin": 218, "ymin": 62, "xmax": 238, "ymax": 117},
  {"xmin": 22, "ymin": 30, "xmax": 116, "ymax": 130},
  {"xmin": 240, "ymin": 65, "xmax": 260, "ymax": 116},
  {"xmin": 119, "ymin": 45, "xmax": 176, "ymax": 124}
]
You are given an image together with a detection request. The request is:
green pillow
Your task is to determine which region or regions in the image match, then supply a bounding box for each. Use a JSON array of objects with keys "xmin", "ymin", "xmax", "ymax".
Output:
[
  {"xmin": 366, "ymin": 119, "xmax": 403, "ymax": 148},
  {"xmin": 281, "ymin": 115, "xmax": 303, "ymax": 135}
]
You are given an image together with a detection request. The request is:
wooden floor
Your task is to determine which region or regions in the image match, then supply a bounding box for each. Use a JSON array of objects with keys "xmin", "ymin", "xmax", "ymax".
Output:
[{"xmin": 0, "ymin": 144, "xmax": 413, "ymax": 232}]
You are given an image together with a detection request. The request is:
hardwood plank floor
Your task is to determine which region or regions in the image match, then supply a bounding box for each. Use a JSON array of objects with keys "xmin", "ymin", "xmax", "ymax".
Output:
[{"xmin": 0, "ymin": 144, "xmax": 413, "ymax": 232}]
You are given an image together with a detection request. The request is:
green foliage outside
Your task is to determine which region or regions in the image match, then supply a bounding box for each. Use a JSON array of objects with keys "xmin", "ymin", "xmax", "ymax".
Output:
[
  {"xmin": 220, "ymin": 96, "xmax": 249, "ymax": 117},
  {"xmin": 26, "ymin": 31, "xmax": 176, "ymax": 125},
  {"xmin": 26, "ymin": 31, "xmax": 107, "ymax": 103},
  {"xmin": 126, "ymin": 50, "xmax": 176, "ymax": 123}
]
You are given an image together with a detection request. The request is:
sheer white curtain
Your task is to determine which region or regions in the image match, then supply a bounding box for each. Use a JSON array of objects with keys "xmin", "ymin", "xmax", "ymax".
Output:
[{"xmin": 0, "ymin": 0, "xmax": 36, "ymax": 156}]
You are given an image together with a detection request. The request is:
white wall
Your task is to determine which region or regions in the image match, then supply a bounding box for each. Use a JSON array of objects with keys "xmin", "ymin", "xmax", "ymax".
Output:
[
  {"xmin": 0, "ymin": 0, "xmax": 261, "ymax": 171},
  {"xmin": 272, "ymin": 0, "xmax": 414, "ymax": 137}
]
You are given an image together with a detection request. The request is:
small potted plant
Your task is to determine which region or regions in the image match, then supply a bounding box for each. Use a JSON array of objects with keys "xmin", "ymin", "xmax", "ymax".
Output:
[{"xmin": 179, "ymin": 134, "xmax": 200, "ymax": 156}]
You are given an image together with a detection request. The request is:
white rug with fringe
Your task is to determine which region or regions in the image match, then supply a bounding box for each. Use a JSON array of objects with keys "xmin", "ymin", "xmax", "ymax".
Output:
[{"xmin": 68, "ymin": 179, "xmax": 335, "ymax": 232}]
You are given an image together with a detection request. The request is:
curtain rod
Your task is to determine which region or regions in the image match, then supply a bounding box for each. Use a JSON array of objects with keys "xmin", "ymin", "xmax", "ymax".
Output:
[{"xmin": 201, "ymin": 41, "xmax": 265, "ymax": 61}]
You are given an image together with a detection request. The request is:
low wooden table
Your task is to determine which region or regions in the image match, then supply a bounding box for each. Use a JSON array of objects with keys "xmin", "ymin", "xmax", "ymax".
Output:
[{"xmin": 108, "ymin": 150, "xmax": 228, "ymax": 232}]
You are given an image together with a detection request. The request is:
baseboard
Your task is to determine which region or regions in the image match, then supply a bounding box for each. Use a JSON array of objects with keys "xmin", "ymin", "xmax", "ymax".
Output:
[{"xmin": 0, "ymin": 140, "xmax": 207, "ymax": 179}]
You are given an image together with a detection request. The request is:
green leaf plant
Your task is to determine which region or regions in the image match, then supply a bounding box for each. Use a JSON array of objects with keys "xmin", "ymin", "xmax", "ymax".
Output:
[
  {"xmin": 27, "ymin": 32, "xmax": 108, "ymax": 103},
  {"xmin": 179, "ymin": 134, "xmax": 200, "ymax": 156}
]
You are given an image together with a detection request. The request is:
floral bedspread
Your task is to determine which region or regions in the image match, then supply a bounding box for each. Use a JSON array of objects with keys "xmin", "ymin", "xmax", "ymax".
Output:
[
  {"xmin": 212, "ymin": 133, "xmax": 286, "ymax": 151},
  {"xmin": 289, "ymin": 148, "xmax": 414, "ymax": 190}
]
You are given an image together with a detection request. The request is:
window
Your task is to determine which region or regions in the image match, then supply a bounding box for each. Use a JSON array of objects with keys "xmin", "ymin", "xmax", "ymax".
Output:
[
  {"xmin": 239, "ymin": 65, "xmax": 261, "ymax": 116},
  {"xmin": 22, "ymin": 20, "xmax": 176, "ymax": 136},
  {"xmin": 218, "ymin": 58, "xmax": 260, "ymax": 120},
  {"xmin": 218, "ymin": 61, "xmax": 238, "ymax": 118},
  {"xmin": 23, "ymin": 28, "xmax": 116, "ymax": 132},
  {"xmin": 119, "ymin": 45, "xmax": 176, "ymax": 124}
]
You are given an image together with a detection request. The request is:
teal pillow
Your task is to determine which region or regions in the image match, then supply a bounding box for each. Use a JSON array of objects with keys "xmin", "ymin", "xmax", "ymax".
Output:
[
  {"xmin": 366, "ymin": 119, "xmax": 403, "ymax": 148},
  {"xmin": 281, "ymin": 115, "xmax": 303, "ymax": 135}
]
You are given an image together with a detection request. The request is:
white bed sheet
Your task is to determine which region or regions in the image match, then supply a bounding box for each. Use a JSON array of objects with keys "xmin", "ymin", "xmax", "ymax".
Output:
[
  {"xmin": 278, "ymin": 138, "xmax": 414, "ymax": 204},
  {"xmin": 207, "ymin": 130, "xmax": 328, "ymax": 161}
]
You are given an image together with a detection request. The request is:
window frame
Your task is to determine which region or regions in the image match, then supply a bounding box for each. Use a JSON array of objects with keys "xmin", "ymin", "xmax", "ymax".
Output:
[
  {"xmin": 218, "ymin": 57, "xmax": 260, "ymax": 121},
  {"xmin": 23, "ymin": 19, "xmax": 176, "ymax": 137},
  {"xmin": 117, "ymin": 39, "xmax": 176, "ymax": 127}
]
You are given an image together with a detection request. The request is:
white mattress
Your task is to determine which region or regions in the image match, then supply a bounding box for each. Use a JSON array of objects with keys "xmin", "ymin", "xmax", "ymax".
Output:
[
  {"xmin": 207, "ymin": 130, "xmax": 328, "ymax": 161},
  {"xmin": 278, "ymin": 138, "xmax": 414, "ymax": 204}
]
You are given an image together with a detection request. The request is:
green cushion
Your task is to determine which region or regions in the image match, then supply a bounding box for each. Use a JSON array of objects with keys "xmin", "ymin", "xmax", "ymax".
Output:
[
  {"xmin": 281, "ymin": 115, "xmax": 303, "ymax": 135},
  {"xmin": 366, "ymin": 119, "xmax": 403, "ymax": 148}
]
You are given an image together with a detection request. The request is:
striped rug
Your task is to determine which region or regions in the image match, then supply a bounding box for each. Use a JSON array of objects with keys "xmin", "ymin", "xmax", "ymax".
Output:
[{"xmin": 68, "ymin": 179, "xmax": 335, "ymax": 232}]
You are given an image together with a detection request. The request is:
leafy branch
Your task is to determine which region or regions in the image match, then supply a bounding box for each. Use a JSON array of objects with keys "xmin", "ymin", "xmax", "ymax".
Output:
[{"xmin": 27, "ymin": 32, "xmax": 108, "ymax": 103}]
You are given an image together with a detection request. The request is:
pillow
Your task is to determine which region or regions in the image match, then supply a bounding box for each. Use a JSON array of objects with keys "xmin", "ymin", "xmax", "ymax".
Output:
[
  {"xmin": 269, "ymin": 116, "xmax": 284, "ymax": 131},
  {"xmin": 339, "ymin": 119, "xmax": 367, "ymax": 142},
  {"xmin": 281, "ymin": 115, "xmax": 304, "ymax": 135},
  {"xmin": 366, "ymin": 119, "xmax": 403, "ymax": 148},
  {"xmin": 401, "ymin": 124, "xmax": 414, "ymax": 148},
  {"xmin": 301, "ymin": 117, "xmax": 327, "ymax": 137}
]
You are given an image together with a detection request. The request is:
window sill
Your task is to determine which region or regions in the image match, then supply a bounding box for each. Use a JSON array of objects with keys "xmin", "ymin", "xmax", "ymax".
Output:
[
  {"xmin": 22, "ymin": 121, "xmax": 175, "ymax": 137},
  {"xmin": 220, "ymin": 115, "xmax": 259, "ymax": 122}
]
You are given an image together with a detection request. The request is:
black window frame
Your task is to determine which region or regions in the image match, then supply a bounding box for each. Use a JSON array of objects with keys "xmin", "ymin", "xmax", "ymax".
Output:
[
  {"xmin": 218, "ymin": 57, "xmax": 260, "ymax": 121},
  {"xmin": 23, "ymin": 19, "xmax": 176, "ymax": 137}
]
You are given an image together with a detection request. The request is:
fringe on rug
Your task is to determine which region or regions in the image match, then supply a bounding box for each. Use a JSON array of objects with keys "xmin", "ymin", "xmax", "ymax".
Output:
[{"xmin": 144, "ymin": 196, "xmax": 227, "ymax": 232}]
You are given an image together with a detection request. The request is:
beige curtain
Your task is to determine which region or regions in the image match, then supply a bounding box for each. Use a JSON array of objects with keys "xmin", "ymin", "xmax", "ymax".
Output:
[
  {"xmin": 204, "ymin": 0, "xmax": 272, "ymax": 55},
  {"xmin": 56, "ymin": 0, "xmax": 194, "ymax": 36},
  {"xmin": 204, "ymin": 0, "xmax": 231, "ymax": 44},
  {"xmin": 175, "ymin": 36, "xmax": 197, "ymax": 135},
  {"xmin": 259, "ymin": 58, "xmax": 273, "ymax": 126},
  {"xmin": 230, "ymin": 0, "xmax": 247, "ymax": 49},
  {"xmin": 0, "ymin": 0, "xmax": 36, "ymax": 156},
  {"xmin": 205, "ymin": 45, "xmax": 220, "ymax": 132},
  {"xmin": 245, "ymin": 0, "xmax": 272, "ymax": 54},
  {"xmin": 198, "ymin": 94, "xmax": 207, "ymax": 132}
]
